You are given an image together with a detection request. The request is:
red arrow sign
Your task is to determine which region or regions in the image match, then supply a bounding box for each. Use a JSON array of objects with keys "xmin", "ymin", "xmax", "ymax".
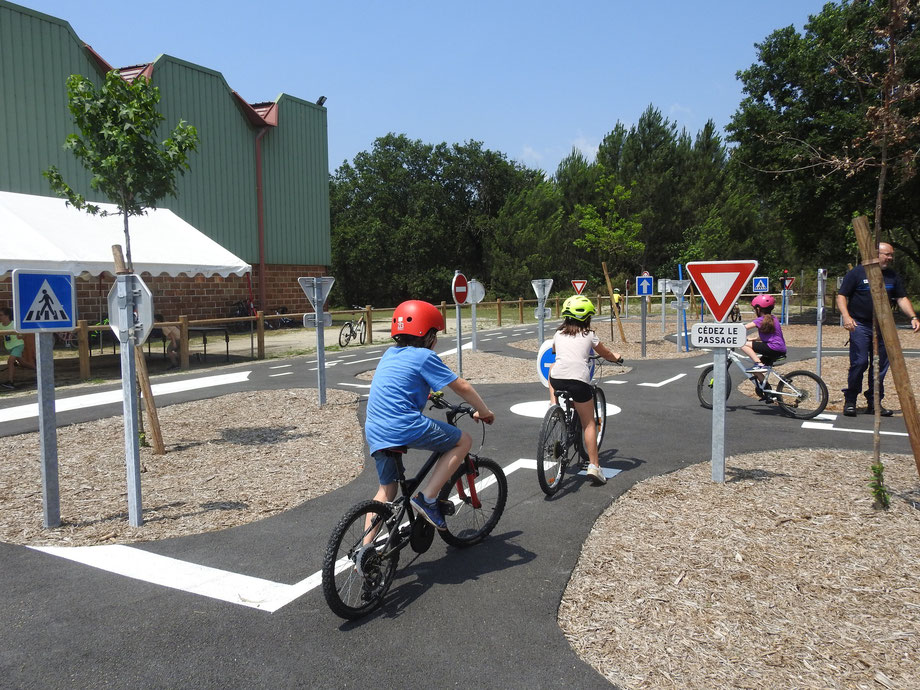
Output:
[
  {"xmin": 685, "ymin": 260, "xmax": 759, "ymax": 323},
  {"xmin": 571, "ymin": 280, "xmax": 587, "ymax": 295}
]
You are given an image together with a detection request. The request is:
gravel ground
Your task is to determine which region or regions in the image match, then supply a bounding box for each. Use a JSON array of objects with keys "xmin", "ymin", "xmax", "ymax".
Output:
[{"xmin": 2, "ymin": 321, "xmax": 919, "ymax": 687}]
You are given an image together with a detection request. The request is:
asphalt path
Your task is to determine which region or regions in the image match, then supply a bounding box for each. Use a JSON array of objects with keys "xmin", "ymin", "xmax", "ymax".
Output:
[{"xmin": 1, "ymin": 321, "xmax": 915, "ymax": 688}]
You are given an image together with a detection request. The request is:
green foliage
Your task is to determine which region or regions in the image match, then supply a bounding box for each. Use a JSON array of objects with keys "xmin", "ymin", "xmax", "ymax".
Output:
[
  {"xmin": 869, "ymin": 460, "xmax": 891, "ymax": 510},
  {"xmin": 43, "ymin": 71, "xmax": 199, "ymax": 268}
]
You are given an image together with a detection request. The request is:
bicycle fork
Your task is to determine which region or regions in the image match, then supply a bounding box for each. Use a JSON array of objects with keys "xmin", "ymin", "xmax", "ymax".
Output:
[{"xmin": 452, "ymin": 456, "xmax": 482, "ymax": 510}]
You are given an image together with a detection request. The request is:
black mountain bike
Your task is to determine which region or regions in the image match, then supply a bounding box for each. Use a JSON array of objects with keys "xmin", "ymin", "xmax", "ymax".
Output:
[
  {"xmin": 322, "ymin": 393, "xmax": 507, "ymax": 620},
  {"xmin": 338, "ymin": 306, "xmax": 366, "ymax": 347},
  {"xmin": 536, "ymin": 355, "xmax": 617, "ymax": 496}
]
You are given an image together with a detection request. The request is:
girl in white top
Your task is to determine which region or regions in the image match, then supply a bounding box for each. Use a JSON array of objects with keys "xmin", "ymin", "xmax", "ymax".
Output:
[{"xmin": 549, "ymin": 295, "xmax": 622, "ymax": 485}]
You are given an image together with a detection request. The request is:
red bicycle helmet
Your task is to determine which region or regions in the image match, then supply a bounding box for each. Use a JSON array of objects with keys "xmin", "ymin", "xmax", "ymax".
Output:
[
  {"xmin": 391, "ymin": 300, "xmax": 445, "ymax": 337},
  {"xmin": 751, "ymin": 294, "xmax": 775, "ymax": 310}
]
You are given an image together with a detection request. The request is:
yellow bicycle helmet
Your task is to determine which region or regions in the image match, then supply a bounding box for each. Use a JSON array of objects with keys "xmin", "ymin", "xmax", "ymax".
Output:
[{"xmin": 561, "ymin": 295, "xmax": 596, "ymax": 322}]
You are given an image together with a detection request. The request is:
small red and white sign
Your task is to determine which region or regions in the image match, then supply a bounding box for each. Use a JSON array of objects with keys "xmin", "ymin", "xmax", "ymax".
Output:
[
  {"xmin": 571, "ymin": 280, "xmax": 587, "ymax": 295},
  {"xmin": 783, "ymin": 276, "xmax": 796, "ymax": 290},
  {"xmin": 452, "ymin": 272, "xmax": 468, "ymax": 304},
  {"xmin": 685, "ymin": 260, "xmax": 759, "ymax": 323}
]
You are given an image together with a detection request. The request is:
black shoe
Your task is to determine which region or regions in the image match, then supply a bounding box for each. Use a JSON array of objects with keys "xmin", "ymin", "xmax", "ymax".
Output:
[
  {"xmin": 866, "ymin": 405, "xmax": 894, "ymax": 417},
  {"xmin": 843, "ymin": 403, "xmax": 857, "ymax": 417}
]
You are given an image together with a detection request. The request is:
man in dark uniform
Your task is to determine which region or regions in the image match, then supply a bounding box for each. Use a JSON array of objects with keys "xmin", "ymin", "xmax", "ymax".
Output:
[{"xmin": 836, "ymin": 242, "xmax": 920, "ymax": 416}]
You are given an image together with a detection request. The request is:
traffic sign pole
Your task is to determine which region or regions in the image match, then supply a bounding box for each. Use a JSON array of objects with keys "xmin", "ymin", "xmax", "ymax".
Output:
[
  {"xmin": 116, "ymin": 274, "xmax": 143, "ymax": 526},
  {"xmin": 452, "ymin": 271, "xmax": 467, "ymax": 378},
  {"xmin": 314, "ymin": 279, "xmax": 328, "ymax": 406},
  {"xmin": 35, "ymin": 333, "xmax": 61, "ymax": 528},
  {"xmin": 532, "ymin": 279, "xmax": 553, "ymax": 343},
  {"xmin": 816, "ymin": 269, "xmax": 828, "ymax": 377},
  {"xmin": 712, "ymin": 348, "xmax": 727, "ymax": 482}
]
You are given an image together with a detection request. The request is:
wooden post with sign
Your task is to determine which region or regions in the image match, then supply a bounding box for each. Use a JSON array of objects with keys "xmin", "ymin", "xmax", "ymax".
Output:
[
  {"xmin": 853, "ymin": 216, "xmax": 920, "ymax": 477},
  {"xmin": 602, "ymin": 261, "xmax": 627, "ymax": 343}
]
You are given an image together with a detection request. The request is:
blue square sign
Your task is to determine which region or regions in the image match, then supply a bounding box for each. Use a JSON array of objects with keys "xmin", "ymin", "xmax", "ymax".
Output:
[
  {"xmin": 12, "ymin": 270, "xmax": 77, "ymax": 332},
  {"xmin": 752, "ymin": 277, "xmax": 769, "ymax": 293},
  {"xmin": 635, "ymin": 275, "xmax": 654, "ymax": 296}
]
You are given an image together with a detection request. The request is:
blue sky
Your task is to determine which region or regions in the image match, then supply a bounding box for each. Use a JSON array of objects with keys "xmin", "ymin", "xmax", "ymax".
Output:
[{"xmin": 23, "ymin": 0, "xmax": 828, "ymax": 175}]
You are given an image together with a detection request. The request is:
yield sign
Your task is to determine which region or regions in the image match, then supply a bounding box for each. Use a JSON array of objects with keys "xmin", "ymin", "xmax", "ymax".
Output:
[
  {"xmin": 783, "ymin": 276, "xmax": 796, "ymax": 290},
  {"xmin": 686, "ymin": 260, "xmax": 758, "ymax": 323},
  {"xmin": 571, "ymin": 280, "xmax": 587, "ymax": 294}
]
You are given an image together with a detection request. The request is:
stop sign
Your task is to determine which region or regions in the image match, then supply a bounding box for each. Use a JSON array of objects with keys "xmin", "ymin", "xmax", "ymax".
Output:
[{"xmin": 452, "ymin": 272, "xmax": 468, "ymax": 304}]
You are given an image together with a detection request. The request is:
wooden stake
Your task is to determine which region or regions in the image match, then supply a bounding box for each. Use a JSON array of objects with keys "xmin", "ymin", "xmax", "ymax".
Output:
[
  {"xmin": 134, "ymin": 346, "xmax": 165, "ymax": 455},
  {"xmin": 602, "ymin": 262, "xmax": 627, "ymax": 343},
  {"xmin": 852, "ymin": 216, "xmax": 920, "ymax": 477}
]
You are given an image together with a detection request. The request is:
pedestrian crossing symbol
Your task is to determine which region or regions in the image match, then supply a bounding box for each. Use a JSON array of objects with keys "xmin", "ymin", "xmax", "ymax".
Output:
[
  {"xmin": 752, "ymin": 277, "xmax": 769, "ymax": 293},
  {"xmin": 12, "ymin": 270, "xmax": 77, "ymax": 332}
]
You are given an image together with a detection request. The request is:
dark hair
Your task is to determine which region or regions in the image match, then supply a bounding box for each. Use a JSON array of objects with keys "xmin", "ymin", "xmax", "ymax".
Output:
[
  {"xmin": 0, "ymin": 307, "xmax": 12, "ymax": 319},
  {"xmin": 755, "ymin": 306, "xmax": 776, "ymax": 334},
  {"xmin": 557, "ymin": 315, "xmax": 593, "ymax": 337},
  {"xmin": 393, "ymin": 327, "xmax": 438, "ymax": 349}
]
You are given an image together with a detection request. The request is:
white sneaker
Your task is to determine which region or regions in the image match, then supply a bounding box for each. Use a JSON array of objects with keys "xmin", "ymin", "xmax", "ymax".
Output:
[{"xmin": 586, "ymin": 464, "xmax": 607, "ymax": 485}]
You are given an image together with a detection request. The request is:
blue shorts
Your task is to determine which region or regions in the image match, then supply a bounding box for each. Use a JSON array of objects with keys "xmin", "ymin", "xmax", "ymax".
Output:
[{"xmin": 372, "ymin": 418, "xmax": 462, "ymax": 485}]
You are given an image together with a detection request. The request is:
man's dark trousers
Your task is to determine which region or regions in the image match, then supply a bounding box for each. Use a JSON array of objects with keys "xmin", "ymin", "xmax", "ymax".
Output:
[{"xmin": 846, "ymin": 321, "xmax": 890, "ymax": 404}]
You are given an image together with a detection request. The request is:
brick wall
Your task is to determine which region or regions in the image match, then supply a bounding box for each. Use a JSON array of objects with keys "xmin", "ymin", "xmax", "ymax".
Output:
[{"xmin": 0, "ymin": 264, "xmax": 326, "ymax": 323}]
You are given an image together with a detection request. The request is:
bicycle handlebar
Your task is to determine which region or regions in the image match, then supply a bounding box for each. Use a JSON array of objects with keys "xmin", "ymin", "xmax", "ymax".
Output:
[
  {"xmin": 428, "ymin": 391, "xmax": 476, "ymax": 425},
  {"xmin": 590, "ymin": 354, "xmax": 625, "ymax": 365}
]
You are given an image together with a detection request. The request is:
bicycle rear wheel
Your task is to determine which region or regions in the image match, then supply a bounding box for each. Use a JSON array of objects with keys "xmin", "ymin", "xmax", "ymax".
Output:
[
  {"xmin": 697, "ymin": 364, "xmax": 732, "ymax": 409},
  {"xmin": 537, "ymin": 405, "xmax": 570, "ymax": 496},
  {"xmin": 322, "ymin": 500, "xmax": 399, "ymax": 620},
  {"xmin": 338, "ymin": 322, "xmax": 354, "ymax": 348},
  {"xmin": 774, "ymin": 370, "xmax": 828, "ymax": 419},
  {"xmin": 358, "ymin": 319, "xmax": 366, "ymax": 344},
  {"xmin": 438, "ymin": 456, "xmax": 507, "ymax": 547}
]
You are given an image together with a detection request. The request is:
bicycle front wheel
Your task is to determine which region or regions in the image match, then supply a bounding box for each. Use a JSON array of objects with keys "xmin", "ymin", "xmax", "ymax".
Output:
[
  {"xmin": 697, "ymin": 364, "xmax": 732, "ymax": 409},
  {"xmin": 338, "ymin": 322, "xmax": 354, "ymax": 348},
  {"xmin": 322, "ymin": 500, "xmax": 399, "ymax": 620},
  {"xmin": 438, "ymin": 456, "xmax": 507, "ymax": 547},
  {"xmin": 774, "ymin": 370, "xmax": 828, "ymax": 419},
  {"xmin": 358, "ymin": 319, "xmax": 366, "ymax": 345},
  {"xmin": 537, "ymin": 405, "xmax": 570, "ymax": 496}
]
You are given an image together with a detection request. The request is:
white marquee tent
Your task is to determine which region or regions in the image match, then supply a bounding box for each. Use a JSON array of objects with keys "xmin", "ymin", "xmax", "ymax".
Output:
[{"xmin": 0, "ymin": 191, "xmax": 251, "ymax": 277}]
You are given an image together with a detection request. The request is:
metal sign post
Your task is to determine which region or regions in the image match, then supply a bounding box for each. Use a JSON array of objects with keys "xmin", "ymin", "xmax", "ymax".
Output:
[
  {"xmin": 636, "ymin": 275, "xmax": 654, "ymax": 358},
  {"xmin": 668, "ymin": 279, "xmax": 691, "ymax": 352},
  {"xmin": 711, "ymin": 348, "xmax": 728, "ymax": 482},
  {"xmin": 452, "ymin": 271, "xmax": 467, "ymax": 378},
  {"xmin": 12, "ymin": 269, "xmax": 78, "ymax": 529},
  {"xmin": 115, "ymin": 274, "xmax": 143, "ymax": 526},
  {"xmin": 659, "ymin": 279, "xmax": 669, "ymax": 335},
  {"xmin": 468, "ymin": 279, "xmax": 486, "ymax": 351},
  {"xmin": 531, "ymin": 278, "xmax": 553, "ymax": 343},
  {"xmin": 816, "ymin": 268, "xmax": 827, "ymax": 377},
  {"xmin": 297, "ymin": 276, "xmax": 335, "ymax": 406}
]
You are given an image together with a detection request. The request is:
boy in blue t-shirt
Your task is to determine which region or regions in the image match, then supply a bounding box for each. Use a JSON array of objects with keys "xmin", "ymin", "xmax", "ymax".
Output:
[{"xmin": 365, "ymin": 300, "xmax": 494, "ymax": 530}]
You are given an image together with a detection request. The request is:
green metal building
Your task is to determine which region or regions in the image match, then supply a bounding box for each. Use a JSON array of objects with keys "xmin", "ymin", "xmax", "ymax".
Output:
[{"xmin": 0, "ymin": 1, "xmax": 330, "ymax": 319}]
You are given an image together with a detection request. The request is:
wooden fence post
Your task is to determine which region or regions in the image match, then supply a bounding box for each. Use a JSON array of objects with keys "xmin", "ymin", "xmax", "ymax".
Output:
[
  {"xmin": 496, "ymin": 298, "xmax": 502, "ymax": 327},
  {"xmin": 518, "ymin": 297, "xmax": 524, "ymax": 324},
  {"xmin": 257, "ymin": 311, "xmax": 265, "ymax": 359},
  {"xmin": 179, "ymin": 315, "xmax": 190, "ymax": 369},
  {"xmin": 77, "ymin": 319, "xmax": 90, "ymax": 380},
  {"xmin": 365, "ymin": 305, "xmax": 373, "ymax": 344}
]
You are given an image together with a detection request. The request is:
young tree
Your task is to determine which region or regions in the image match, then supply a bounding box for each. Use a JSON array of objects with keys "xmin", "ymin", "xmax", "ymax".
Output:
[{"xmin": 43, "ymin": 71, "xmax": 199, "ymax": 269}]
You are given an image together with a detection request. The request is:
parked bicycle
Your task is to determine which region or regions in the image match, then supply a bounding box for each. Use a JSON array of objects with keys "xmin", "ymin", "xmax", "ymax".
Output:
[
  {"xmin": 536, "ymin": 355, "xmax": 617, "ymax": 496},
  {"xmin": 338, "ymin": 306, "xmax": 367, "ymax": 347},
  {"xmin": 696, "ymin": 348, "xmax": 828, "ymax": 419},
  {"xmin": 321, "ymin": 392, "xmax": 508, "ymax": 620}
]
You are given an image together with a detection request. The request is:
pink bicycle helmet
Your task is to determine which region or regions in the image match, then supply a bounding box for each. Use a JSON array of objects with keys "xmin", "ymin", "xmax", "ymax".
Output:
[{"xmin": 751, "ymin": 294, "xmax": 775, "ymax": 310}]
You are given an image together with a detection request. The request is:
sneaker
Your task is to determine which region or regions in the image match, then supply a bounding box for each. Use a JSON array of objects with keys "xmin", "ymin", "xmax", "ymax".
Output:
[
  {"xmin": 843, "ymin": 403, "xmax": 857, "ymax": 417},
  {"xmin": 586, "ymin": 464, "xmax": 607, "ymax": 485},
  {"xmin": 411, "ymin": 493, "xmax": 447, "ymax": 531},
  {"xmin": 747, "ymin": 363, "xmax": 768, "ymax": 373},
  {"xmin": 866, "ymin": 405, "xmax": 894, "ymax": 417}
]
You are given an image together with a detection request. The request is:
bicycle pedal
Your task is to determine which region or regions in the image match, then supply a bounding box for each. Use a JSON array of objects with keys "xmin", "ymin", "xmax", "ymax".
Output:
[{"xmin": 437, "ymin": 499, "xmax": 455, "ymax": 517}]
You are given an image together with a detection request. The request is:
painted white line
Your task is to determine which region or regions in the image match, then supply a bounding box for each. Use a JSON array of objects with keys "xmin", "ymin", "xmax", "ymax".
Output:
[
  {"xmin": 343, "ymin": 356, "xmax": 383, "ymax": 366},
  {"xmin": 269, "ymin": 372, "xmax": 294, "ymax": 378},
  {"xmin": 694, "ymin": 363, "xmax": 711, "ymax": 369},
  {"xmin": 637, "ymin": 373, "xmax": 686, "ymax": 388},
  {"xmin": 497, "ymin": 336, "xmax": 508, "ymax": 339},
  {"xmin": 339, "ymin": 354, "xmax": 356, "ymax": 359},
  {"xmin": 437, "ymin": 343, "xmax": 474, "ymax": 357},
  {"xmin": 814, "ymin": 412, "xmax": 837, "ymax": 421},
  {"xmin": 339, "ymin": 383, "xmax": 371, "ymax": 389},
  {"xmin": 0, "ymin": 371, "xmax": 253, "ymax": 424},
  {"xmin": 269, "ymin": 364, "xmax": 292, "ymax": 370},
  {"xmin": 603, "ymin": 380, "xmax": 627, "ymax": 385},
  {"xmin": 33, "ymin": 456, "xmax": 620, "ymax": 612},
  {"xmin": 801, "ymin": 421, "xmax": 908, "ymax": 437},
  {"xmin": 479, "ymin": 338, "xmax": 492, "ymax": 342}
]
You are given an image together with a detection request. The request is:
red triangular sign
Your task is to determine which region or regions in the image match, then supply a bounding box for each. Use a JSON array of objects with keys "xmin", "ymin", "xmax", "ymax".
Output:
[
  {"xmin": 685, "ymin": 260, "xmax": 759, "ymax": 322},
  {"xmin": 571, "ymin": 280, "xmax": 587, "ymax": 295}
]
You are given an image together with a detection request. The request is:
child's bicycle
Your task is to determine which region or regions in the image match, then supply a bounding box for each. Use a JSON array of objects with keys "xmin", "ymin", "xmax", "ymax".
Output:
[
  {"xmin": 696, "ymin": 348, "xmax": 828, "ymax": 419},
  {"xmin": 338, "ymin": 306, "xmax": 367, "ymax": 347},
  {"xmin": 536, "ymin": 355, "xmax": 618, "ymax": 496},
  {"xmin": 321, "ymin": 393, "xmax": 508, "ymax": 620}
]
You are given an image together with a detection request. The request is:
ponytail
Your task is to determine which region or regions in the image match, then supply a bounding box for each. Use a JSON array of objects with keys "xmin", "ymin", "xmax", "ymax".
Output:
[{"xmin": 759, "ymin": 312, "xmax": 776, "ymax": 334}]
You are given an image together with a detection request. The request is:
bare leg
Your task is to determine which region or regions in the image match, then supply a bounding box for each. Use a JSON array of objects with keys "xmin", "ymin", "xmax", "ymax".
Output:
[
  {"xmin": 421, "ymin": 431, "xmax": 472, "ymax": 501},
  {"xmin": 574, "ymin": 399, "xmax": 599, "ymax": 468}
]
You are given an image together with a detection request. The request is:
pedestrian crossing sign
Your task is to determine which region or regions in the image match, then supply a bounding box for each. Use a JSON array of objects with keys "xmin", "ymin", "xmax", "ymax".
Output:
[
  {"xmin": 752, "ymin": 277, "xmax": 769, "ymax": 292},
  {"xmin": 12, "ymin": 269, "xmax": 77, "ymax": 332}
]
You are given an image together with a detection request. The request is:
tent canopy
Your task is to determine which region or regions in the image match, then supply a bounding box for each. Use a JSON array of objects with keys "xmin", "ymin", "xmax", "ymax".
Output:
[{"xmin": 0, "ymin": 191, "xmax": 251, "ymax": 277}]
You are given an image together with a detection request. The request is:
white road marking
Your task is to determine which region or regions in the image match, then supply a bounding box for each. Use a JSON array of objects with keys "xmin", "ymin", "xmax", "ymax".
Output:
[
  {"xmin": 801, "ymin": 421, "xmax": 907, "ymax": 437},
  {"xmin": 437, "ymin": 343, "xmax": 474, "ymax": 357},
  {"xmin": 339, "ymin": 383, "xmax": 371, "ymax": 389},
  {"xmin": 31, "ymin": 456, "xmax": 617, "ymax": 612},
  {"xmin": 269, "ymin": 372, "xmax": 294, "ymax": 378},
  {"xmin": 269, "ymin": 364, "xmax": 292, "ymax": 370},
  {"xmin": 343, "ymin": 356, "xmax": 383, "ymax": 366},
  {"xmin": 637, "ymin": 373, "xmax": 686, "ymax": 388},
  {"xmin": 0, "ymin": 371, "xmax": 253, "ymax": 424},
  {"xmin": 509, "ymin": 400, "xmax": 621, "ymax": 419},
  {"xmin": 603, "ymin": 380, "xmax": 627, "ymax": 385}
]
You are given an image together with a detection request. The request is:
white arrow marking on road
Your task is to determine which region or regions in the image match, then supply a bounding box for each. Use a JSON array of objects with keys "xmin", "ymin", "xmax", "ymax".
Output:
[
  {"xmin": 0, "ymin": 371, "xmax": 252, "ymax": 424},
  {"xmin": 637, "ymin": 373, "xmax": 686, "ymax": 388},
  {"xmin": 30, "ymin": 456, "xmax": 619, "ymax": 612}
]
